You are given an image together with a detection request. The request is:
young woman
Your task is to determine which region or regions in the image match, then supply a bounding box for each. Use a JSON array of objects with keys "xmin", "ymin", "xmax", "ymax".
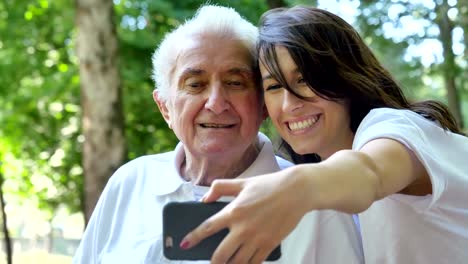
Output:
[{"xmin": 181, "ymin": 6, "xmax": 468, "ymax": 264}]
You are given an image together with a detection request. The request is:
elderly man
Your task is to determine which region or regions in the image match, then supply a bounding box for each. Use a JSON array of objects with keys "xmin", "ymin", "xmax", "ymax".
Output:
[{"xmin": 73, "ymin": 5, "xmax": 363, "ymax": 264}]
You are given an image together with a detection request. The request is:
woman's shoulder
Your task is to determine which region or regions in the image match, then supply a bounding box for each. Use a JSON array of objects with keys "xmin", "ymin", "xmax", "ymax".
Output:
[
  {"xmin": 363, "ymin": 107, "xmax": 427, "ymax": 124},
  {"xmin": 354, "ymin": 107, "xmax": 466, "ymax": 148},
  {"xmin": 356, "ymin": 107, "xmax": 452, "ymax": 138},
  {"xmin": 354, "ymin": 108, "xmax": 420, "ymax": 147},
  {"xmin": 354, "ymin": 107, "xmax": 468, "ymax": 208}
]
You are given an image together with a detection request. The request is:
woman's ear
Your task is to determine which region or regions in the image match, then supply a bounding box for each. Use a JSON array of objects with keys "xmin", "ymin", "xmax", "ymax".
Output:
[{"xmin": 153, "ymin": 90, "xmax": 172, "ymax": 129}]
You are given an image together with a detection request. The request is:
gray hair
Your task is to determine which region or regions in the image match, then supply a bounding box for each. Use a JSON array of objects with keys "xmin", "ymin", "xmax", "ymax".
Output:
[{"xmin": 151, "ymin": 4, "xmax": 259, "ymax": 101}]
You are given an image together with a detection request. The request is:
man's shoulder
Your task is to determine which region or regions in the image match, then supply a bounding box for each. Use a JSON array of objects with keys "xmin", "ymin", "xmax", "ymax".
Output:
[
  {"xmin": 109, "ymin": 151, "xmax": 176, "ymax": 184},
  {"xmin": 122, "ymin": 151, "xmax": 175, "ymax": 170},
  {"xmin": 275, "ymin": 155, "xmax": 294, "ymax": 170},
  {"xmin": 132, "ymin": 151, "xmax": 176, "ymax": 164}
]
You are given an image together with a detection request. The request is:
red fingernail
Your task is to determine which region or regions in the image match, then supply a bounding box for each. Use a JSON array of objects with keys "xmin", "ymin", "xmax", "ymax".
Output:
[{"xmin": 180, "ymin": 240, "xmax": 190, "ymax": 249}]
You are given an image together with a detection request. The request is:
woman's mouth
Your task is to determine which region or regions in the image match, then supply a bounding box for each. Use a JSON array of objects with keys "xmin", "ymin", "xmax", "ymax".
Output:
[{"xmin": 287, "ymin": 114, "xmax": 320, "ymax": 132}]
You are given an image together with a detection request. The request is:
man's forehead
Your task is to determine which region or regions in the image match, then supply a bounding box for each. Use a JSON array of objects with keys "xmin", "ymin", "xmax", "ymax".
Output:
[
  {"xmin": 178, "ymin": 66, "xmax": 253, "ymax": 78},
  {"xmin": 178, "ymin": 34, "xmax": 251, "ymax": 58},
  {"xmin": 169, "ymin": 33, "xmax": 254, "ymax": 80},
  {"xmin": 174, "ymin": 52, "xmax": 253, "ymax": 77},
  {"xmin": 177, "ymin": 46, "xmax": 249, "ymax": 62}
]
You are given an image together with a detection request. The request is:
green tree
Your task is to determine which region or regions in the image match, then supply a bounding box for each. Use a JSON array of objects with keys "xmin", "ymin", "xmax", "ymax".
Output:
[
  {"xmin": 357, "ymin": 0, "xmax": 466, "ymax": 127},
  {"xmin": 75, "ymin": 0, "xmax": 127, "ymax": 223},
  {"xmin": 0, "ymin": 0, "xmax": 84, "ymax": 253}
]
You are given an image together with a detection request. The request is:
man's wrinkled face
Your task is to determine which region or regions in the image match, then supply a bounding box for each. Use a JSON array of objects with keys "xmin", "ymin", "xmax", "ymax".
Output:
[{"xmin": 155, "ymin": 34, "xmax": 265, "ymax": 158}]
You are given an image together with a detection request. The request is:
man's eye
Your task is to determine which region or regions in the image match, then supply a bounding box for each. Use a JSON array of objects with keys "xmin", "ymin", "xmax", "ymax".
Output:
[
  {"xmin": 226, "ymin": 80, "xmax": 245, "ymax": 88},
  {"xmin": 188, "ymin": 83, "xmax": 201, "ymax": 88},
  {"xmin": 185, "ymin": 81, "xmax": 205, "ymax": 89}
]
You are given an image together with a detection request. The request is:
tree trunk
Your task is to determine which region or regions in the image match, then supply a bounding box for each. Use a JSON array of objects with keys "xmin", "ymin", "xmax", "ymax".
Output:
[
  {"xmin": 458, "ymin": 0, "xmax": 468, "ymax": 69},
  {"xmin": 457, "ymin": 0, "xmax": 467, "ymax": 129},
  {"xmin": 47, "ymin": 218, "xmax": 54, "ymax": 253},
  {"xmin": 0, "ymin": 167, "xmax": 12, "ymax": 264},
  {"xmin": 436, "ymin": 0, "xmax": 464, "ymax": 128},
  {"xmin": 75, "ymin": 0, "xmax": 127, "ymax": 224}
]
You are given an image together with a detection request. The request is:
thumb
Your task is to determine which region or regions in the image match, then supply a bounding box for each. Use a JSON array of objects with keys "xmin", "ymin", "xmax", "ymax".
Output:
[{"xmin": 202, "ymin": 179, "xmax": 245, "ymax": 203}]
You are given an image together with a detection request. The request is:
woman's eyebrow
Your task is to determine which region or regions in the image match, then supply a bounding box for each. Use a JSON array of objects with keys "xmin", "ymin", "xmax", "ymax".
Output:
[
  {"xmin": 262, "ymin": 68, "xmax": 301, "ymax": 82},
  {"xmin": 261, "ymin": 74, "xmax": 273, "ymax": 81}
]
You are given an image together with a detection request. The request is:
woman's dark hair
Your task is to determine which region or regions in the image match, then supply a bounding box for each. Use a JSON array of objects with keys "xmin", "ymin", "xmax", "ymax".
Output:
[{"xmin": 258, "ymin": 6, "xmax": 464, "ymax": 163}]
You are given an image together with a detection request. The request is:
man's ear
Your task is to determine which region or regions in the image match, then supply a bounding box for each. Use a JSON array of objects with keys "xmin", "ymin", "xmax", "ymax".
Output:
[{"xmin": 153, "ymin": 90, "xmax": 172, "ymax": 129}]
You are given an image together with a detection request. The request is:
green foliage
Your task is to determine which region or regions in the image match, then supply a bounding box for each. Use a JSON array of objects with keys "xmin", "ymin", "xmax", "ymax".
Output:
[
  {"xmin": 0, "ymin": 0, "xmax": 82, "ymax": 217},
  {"xmin": 356, "ymin": 0, "xmax": 467, "ymax": 126}
]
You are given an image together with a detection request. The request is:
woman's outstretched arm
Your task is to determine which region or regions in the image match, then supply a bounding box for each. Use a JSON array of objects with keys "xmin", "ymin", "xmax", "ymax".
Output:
[{"xmin": 181, "ymin": 138, "xmax": 429, "ymax": 264}]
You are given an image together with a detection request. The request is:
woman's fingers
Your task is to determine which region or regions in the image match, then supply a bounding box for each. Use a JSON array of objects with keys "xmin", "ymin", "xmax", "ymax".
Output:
[
  {"xmin": 228, "ymin": 232, "xmax": 280, "ymax": 264},
  {"xmin": 212, "ymin": 225, "xmax": 268, "ymax": 264},
  {"xmin": 210, "ymin": 230, "xmax": 244, "ymax": 264},
  {"xmin": 226, "ymin": 245, "xmax": 257, "ymax": 264},
  {"xmin": 249, "ymin": 247, "xmax": 273, "ymax": 264},
  {"xmin": 184, "ymin": 172, "xmax": 304, "ymax": 263},
  {"xmin": 180, "ymin": 209, "xmax": 229, "ymax": 250},
  {"xmin": 182, "ymin": 179, "xmax": 246, "ymax": 251},
  {"xmin": 225, "ymin": 239, "xmax": 277, "ymax": 264},
  {"xmin": 202, "ymin": 179, "xmax": 244, "ymax": 202}
]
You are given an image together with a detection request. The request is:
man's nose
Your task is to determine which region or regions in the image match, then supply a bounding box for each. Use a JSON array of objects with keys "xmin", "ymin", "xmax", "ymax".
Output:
[{"xmin": 204, "ymin": 84, "xmax": 230, "ymax": 114}]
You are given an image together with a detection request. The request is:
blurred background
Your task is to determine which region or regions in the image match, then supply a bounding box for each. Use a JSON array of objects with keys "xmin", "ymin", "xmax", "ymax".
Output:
[{"xmin": 0, "ymin": 0, "xmax": 466, "ymax": 263}]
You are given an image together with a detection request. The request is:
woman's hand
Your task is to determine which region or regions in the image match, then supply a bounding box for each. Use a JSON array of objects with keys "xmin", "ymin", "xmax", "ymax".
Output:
[{"xmin": 180, "ymin": 168, "xmax": 309, "ymax": 264}]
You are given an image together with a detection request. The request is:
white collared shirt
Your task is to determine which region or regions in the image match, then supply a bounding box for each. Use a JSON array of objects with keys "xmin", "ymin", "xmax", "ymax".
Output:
[
  {"xmin": 73, "ymin": 133, "xmax": 363, "ymax": 263},
  {"xmin": 354, "ymin": 108, "xmax": 468, "ymax": 264}
]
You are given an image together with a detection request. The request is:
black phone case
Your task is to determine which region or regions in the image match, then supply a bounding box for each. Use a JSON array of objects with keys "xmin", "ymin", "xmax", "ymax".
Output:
[{"xmin": 162, "ymin": 201, "xmax": 281, "ymax": 261}]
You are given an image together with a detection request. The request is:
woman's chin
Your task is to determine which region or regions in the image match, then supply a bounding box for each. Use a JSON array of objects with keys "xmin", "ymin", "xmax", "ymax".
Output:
[{"xmin": 291, "ymin": 145, "xmax": 316, "ymax": 156}]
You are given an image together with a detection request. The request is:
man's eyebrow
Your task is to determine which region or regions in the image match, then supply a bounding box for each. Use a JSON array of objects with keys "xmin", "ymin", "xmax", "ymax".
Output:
[
  {"xmin": 226, "ymin": 67, "xmax": 253, "ymax": 75},
  {"xmin": 180, "ymin": 68, "xmax": 205, "ymax": 77}
]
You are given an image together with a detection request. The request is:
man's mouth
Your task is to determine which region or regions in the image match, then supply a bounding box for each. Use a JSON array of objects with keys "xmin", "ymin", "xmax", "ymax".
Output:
[
  {"xmin": 287, "ymin": 114, "xmax": 320, "ymax": 132},
  {"xmin": 200, "ymin": 123, "xmax": 235, "ymax": 128}
]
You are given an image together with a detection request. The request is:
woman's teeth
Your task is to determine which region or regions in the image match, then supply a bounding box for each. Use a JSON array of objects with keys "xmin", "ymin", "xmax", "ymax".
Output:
[{"xmin": 288, "ymin": 116, "xmax": 319, "ymax": 131}]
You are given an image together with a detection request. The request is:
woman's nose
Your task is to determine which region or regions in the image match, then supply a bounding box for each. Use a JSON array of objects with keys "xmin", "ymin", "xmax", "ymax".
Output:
[{"xmin": 282, "ymin": 89, "xmax": 304, "ymax": 113}]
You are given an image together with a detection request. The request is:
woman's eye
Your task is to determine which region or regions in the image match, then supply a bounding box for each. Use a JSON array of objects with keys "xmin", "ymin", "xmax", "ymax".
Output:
[
  {"xmin": 265, "ymin": 83, "xmax": 282, "ymax": 91},
  {"xmin": 298, "ymin": 77, "xmax": 305, "ymax": 84}
]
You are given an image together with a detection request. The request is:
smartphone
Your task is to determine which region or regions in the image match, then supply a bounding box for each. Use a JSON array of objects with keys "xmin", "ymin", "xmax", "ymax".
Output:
[{"xmin": 162, "ymin": 201, "xmax": 281, "ymax": 261}]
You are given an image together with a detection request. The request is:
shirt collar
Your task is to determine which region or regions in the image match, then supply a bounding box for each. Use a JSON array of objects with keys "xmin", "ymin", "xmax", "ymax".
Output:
[
  {"xmin": 151, "ymin": 143, "xmax": 186, "ymax": 196},
  {"xmin": 236, "ymin": 132, "xmax": 280, "ymax": 179},
  {"xmin": 152, "ymin": 132, "xmax": 280, "ymax": 196}
]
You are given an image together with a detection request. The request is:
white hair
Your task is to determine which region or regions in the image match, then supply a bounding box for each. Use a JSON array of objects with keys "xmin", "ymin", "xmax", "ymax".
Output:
[{"xmin": 151, "ymin": 4, "xmax": 259, "ymax": 101}]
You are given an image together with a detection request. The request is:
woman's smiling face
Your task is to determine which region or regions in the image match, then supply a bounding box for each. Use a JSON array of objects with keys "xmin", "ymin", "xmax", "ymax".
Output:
[{"xmin": 260, "ymin": 46, "xmax": 354, "ymax": 159}]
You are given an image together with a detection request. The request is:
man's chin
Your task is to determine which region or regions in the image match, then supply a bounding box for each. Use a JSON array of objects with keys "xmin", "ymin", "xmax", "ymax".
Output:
[{"xmin": 196, "ymin": 142, "xmax": 240, "ymax": 156}]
